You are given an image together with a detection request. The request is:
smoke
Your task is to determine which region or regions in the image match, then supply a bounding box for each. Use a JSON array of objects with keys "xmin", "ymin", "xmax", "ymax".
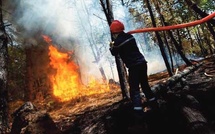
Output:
[
  {"xmin": 8, "ymin": 0, "xmax": 168, "ymax": 83},
  {"xmin": 12, "ymin": 0, "xmax": 77, "ymax": 39},
  {"xmin": 8, "ymin": 0, "xmax": 110, "ymax": 83},
  {"xmin": 112, "ymin": 2, "xmax": 167, "ymax": 75}
]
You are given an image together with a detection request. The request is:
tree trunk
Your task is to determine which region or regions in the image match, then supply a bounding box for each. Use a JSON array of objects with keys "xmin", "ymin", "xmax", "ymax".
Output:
[
  {"xmin": 114, "ymin": 55, "xmax": 129, "ymax": 99},
  {"xmin": 167, "ymin": 30, "xmax": 192, "ymax": 66},
  {"xmin": 162, "ymin": 31, "xmax": 174, "ymax": 72},
  {"xmin": 184, "ymin": 0, "xmax": 215, "ymax": 42},
  {"xmin": 99, "ymin": 67, "xmax": 107, "ymax": 82},
  {"xmin": 153, "ymin": 0, "xmax": 192, "ymax": 66},
  {"xmin": 186, "ymin": 28, "xmax": 194, "ymax": 47},
  {"xmin": 176, "ymin": 29, "xmax": 182, "ymax": 49},
  {"xmin": 196, "ymin": 27, "xmax": 207, "ymax": 56},
  {"xmin": 75, "ymin": 2, "xmax": 108, "ymax": 82},
  {"xmin": 100, "ymin": 0, "xmax": 130, "ymax": 99},
  {"xmin": 0, "ymin": 0, "xmax": 9, "ymax": 132},
  {"xmin": 108, "ymin": 58, "xmax": 115, "ymax": 80},
  {"xmin": 145, "ymin": 0, "xmax": 173, "ymax": 76},
  {"xmin": 206, "ymin": 22, "xmax": 215, "ymax": 42},
  {"xmin": 200, "ymin": 24, "xmax": 212, "ymax": 55},
  {"xmin": 184, "ymin": 0, "xmax": 215, "ymax": 26}
]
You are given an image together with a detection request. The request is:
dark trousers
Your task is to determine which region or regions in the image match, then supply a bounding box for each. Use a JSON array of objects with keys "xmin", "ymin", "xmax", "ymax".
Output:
[{"xmin": 128, "ymin": 62, "xmax": 155, "ymax": 108}]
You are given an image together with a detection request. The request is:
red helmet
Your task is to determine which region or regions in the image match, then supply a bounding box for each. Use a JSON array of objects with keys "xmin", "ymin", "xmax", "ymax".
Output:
[{"xmin": 110, "ymin": 20, "xmax": 125, "ymax": 33}]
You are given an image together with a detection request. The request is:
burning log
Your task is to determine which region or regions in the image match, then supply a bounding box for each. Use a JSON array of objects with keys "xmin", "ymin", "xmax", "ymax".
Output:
[{"xmin": 10, "ymin": 102, "xmax": 61, "ymax": 134}]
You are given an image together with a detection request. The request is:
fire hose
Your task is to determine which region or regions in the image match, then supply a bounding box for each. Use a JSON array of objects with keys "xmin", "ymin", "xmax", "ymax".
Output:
[
  {"xmin": 127, "ymin": 11, "xmax": 215, "ymax": 78},
  {"xmin": 127, "ymin": 12, "xmax": 215, "ymax": 34},
  {"xmin": 114, "ymin": 12, "xmax": 215, "ymax": 99}
]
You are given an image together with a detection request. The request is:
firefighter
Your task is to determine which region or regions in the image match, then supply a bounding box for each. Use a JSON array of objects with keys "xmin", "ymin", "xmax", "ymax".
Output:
[{"xmin": 109, "ymin": 20, "xmax": 158, "ymax": 116}]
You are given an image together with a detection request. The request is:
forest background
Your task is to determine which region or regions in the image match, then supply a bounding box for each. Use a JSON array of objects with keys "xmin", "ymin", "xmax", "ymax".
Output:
[{"xmin": 0, "ymin": 0, "xmax": 215, "ymax": 132}]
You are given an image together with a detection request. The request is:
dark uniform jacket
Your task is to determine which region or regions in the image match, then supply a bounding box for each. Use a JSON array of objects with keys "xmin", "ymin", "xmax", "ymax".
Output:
[{"xmin": 110, "ymin": 32, "xmax": 146, "ymax": 68}]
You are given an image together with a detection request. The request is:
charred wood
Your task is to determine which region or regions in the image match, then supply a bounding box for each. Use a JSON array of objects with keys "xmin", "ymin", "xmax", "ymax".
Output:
[
  {"xmin": 151, "ymin": 63, "xmax": 202, "ymax": 96},
  {"xmin": 10, "ymin": 102, "xmax": 61, "ymax": 134},
  {"xmin": 149, "ymin": 57, "xmax": 215, "ymax": 133},
  {"xmin": 163, "ymin": 93, "xmax": 215, "ymax": 134},
  {"xmin": 181, "ymin": 95, "xmax": 215, "ymax": 134}
]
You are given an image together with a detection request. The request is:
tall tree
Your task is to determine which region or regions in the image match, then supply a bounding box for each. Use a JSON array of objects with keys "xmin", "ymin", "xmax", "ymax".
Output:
[
  {"xmin": 100, "ymin": 0, "xmax": 129, "ymax": 99},
  {"xmin": 144, "ymin": 0, "xmax": 173, "ymax": 76},
  {"xmin": 184, "ymin": 0, "xmax": 215, "ymax": 42},
  {"xmin": 153, "ymin": 0, "xmax": 192, "ymax": 66},
  {"xmin": 162, "ymin": 31, "xmax": 174, "ymax": 72},
  {"xmin": 0, "ymin": 0, "xmax": 9, "ymax": 132},
  {"xmin": 72, "ymin": 1, "xmax": 108, "ymax": 82},
  {"xmin": 184, "ymin": 0, "xmax": 215, "ymax": 26},
  {"xmin": 201, "ymin": 24, "xmax": 215, "ymax": 54}
]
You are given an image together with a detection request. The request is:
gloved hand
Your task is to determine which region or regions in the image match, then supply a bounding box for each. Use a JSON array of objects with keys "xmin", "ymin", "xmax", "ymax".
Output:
[{"xmin": 109, "ymin": 41, "xmax": 114, "ymax": 48}]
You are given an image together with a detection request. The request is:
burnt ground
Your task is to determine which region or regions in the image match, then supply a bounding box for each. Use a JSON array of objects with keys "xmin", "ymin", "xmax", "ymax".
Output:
[
  {"xmin": 47, "ymin": 56, "xmax": 215, "ymax": 134},
  {"xmin": 8, "ymin": 56, "xmax": 215, "ymax": 134}
]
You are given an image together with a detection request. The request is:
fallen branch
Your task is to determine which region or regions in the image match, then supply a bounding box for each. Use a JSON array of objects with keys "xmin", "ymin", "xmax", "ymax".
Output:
[
  {"xmin": 151, "ymin": 63, "xmax": 202, "ymax": 94},
  {"xmin": 204, "ymin": 72, "xmax": 214, "ymax": 77}
]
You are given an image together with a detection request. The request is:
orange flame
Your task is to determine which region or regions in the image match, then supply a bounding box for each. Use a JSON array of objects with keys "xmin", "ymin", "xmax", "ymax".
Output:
[{"xmin": 43, "ymin": 35, "xmax": 109, "ymax": 102}]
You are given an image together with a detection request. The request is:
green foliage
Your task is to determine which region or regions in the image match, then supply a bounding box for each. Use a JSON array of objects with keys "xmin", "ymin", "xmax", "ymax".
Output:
[
  {"xmin": 125, "ymin": 0, "xmax": 215, "ymax": 57},
  {"xmin": 198, "ymin": 0, "xmax": 215, "ymax": 11}
]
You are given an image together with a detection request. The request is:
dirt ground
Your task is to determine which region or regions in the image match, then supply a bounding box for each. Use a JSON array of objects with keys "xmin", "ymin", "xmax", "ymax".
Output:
[
  {"xmin": 8, "ymin": 56, "xmax": 215, "ymax": 134},
  {"xmin": 37, "ymin": 56, "xmax": 213, "ymax": 134}
]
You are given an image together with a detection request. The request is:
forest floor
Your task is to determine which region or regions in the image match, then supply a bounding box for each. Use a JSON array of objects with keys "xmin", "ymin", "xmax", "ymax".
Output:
[{"xmin": 8, "ymin": 55, "xmax": 215, "ymax": 134}]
